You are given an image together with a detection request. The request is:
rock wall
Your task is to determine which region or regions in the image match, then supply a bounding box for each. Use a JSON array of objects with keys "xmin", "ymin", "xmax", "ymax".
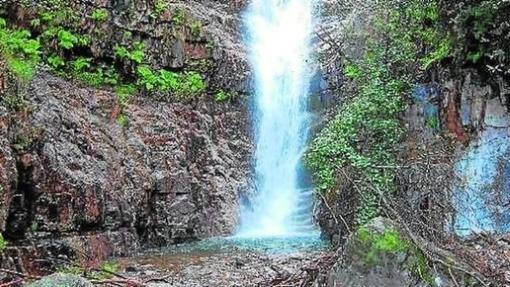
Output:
[{"xmin": 0, "ymin": 0, "xmax": 251, "ymax": 272}]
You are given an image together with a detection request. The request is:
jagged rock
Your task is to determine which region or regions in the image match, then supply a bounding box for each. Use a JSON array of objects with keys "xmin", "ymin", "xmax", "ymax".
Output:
[
  {"xmin": 0, "ymin": 70, "xmax": 251, "ymax": 270},
  {"xmin": 0, "ymin": 63, "xmax": 17, "ymax": 232},
  {"xmin": 0, "ymin": 0, "xmax": 252, "ymax": 272},
  {"xmin": 27, "ymin": 273, "xmax": 93, "ymax": 287}
]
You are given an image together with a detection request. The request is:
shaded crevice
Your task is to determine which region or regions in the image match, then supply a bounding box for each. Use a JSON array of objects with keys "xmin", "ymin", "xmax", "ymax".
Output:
[{"xmin": 4, "ymin": 159, "xmax": 36, "ymax": 241}]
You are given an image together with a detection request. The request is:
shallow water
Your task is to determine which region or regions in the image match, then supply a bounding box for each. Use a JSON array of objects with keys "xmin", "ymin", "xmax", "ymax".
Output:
[
  {"xmin": 117, "ymin": 235, "xmax": 330, "ymax": 286},
  {"xmin": 144, "ymin": 233, "xmax": 328, "ymax": 255}
]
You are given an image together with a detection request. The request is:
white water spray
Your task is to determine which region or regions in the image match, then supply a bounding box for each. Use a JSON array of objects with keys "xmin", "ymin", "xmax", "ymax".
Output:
[{"xmin": 238, "ymin": 0, "xmax": 316, "ymax": 237}]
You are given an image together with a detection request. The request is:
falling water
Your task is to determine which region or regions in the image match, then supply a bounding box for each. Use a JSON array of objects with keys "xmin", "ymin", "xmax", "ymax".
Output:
[{"xmin": 238, "ymin": 0, "xmax": 317, "ymax": 237}]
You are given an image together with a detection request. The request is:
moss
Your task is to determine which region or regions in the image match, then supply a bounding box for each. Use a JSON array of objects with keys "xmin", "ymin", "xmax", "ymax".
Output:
[
  {"xmin": 93, "ymin": 261, "xmax": 120, "ymax": 279},
  {"xmin": 57, "ymin": 265, "xmax": 84, "ymax": 276},
  {"xmin": 172, "ymin": 9, "xmax": 186, "ymax": 26},
  {"xmin": 152, "ymin": 0, "xmax": 168, "ymax": 18},
  {"xmin": 357, "ymin": 227, "xmax": 433, "ymax": 284},
  {"xmin": 358, "ymin": 228, "xmax": 408, "ymax": 265},
  {"xmin": 0, "ymin": 232, "xmax": 5, "ymax": 253},
  {"xmin": 190, "ymin": 20, "xmax": 202, "ymax": 38}
]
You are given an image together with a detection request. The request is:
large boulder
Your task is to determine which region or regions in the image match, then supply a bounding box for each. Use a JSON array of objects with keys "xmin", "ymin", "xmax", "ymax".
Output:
[{"xmin": 326, "ymin": 217, "xmax": 432, "ymax": 287}]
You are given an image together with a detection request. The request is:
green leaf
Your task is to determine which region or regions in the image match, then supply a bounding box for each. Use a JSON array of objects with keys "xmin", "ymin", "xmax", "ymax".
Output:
[
  {"xmin": 47, "ymin": 55, "xmax": 65, "ymax": 69},
  {"xmin": 57, "ymin": 30, "xmax": 78, "ymax": 49}
]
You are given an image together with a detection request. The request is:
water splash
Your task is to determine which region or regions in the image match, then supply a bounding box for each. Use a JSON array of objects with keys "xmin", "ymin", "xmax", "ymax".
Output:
[{"xmin": 238, "ymin": 0, "xmax": 317, "ymax": 237}]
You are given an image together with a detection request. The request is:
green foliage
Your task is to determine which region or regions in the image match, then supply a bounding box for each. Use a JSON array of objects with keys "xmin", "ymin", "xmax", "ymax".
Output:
[
  {"xmin": 190, "ymin": 20, "xmax": 202, "ymax": 38},
  {"xmin": 47, "ymin": 54, "xmax": 65, "ymax": 69},
  {"xmin": 344, "ymin": 63, "xmax": 361, "ymax": 80},
  {"xmin": 0, "ymin": 19, "xmax": 41, "ymax": 81},
  {"xmin": 426, "ymin": 117, "xmax": 439, "ymax": 130},
  {"xmin": 137, "ymin": 66, "xmax": 206, "ymax": 99},
  {"xmin": 6, "ymin": 57, "xmax": 36, "ymax": 81},
  {"xmin": 75, "ymin": 65, "xmax": 119, "ymax": 87},
  {"xmin": 114, "ymin": 42, "xmax": 145, "ymax": 64},
  {"xmin": 305, "ymin": 0, "xmax": 449, "ymax": 225},
  {"xmin": 71, "ymin": 57, "xmax": 91, "ymax": 73},
  {"xmin": 0, "ymin": 10, "xmax": 204, "ymax": 103},
  {"xmin": 179, "ymin": 71, "xmax": 206, "ymax": 98},
  {"xmin": 91, "ymin": 261, "xmax": 121, "ymax": 279},
  {"xmin": 101, "ymin": 261, "xmax": 120, "ymax": 273},
  {"xmin": 421, "ymin": 38, "xmax": 451, "ymax": 69},
  {"xmin": 0, "ymin": 232, "xmax": 5, "ymax": 253},
  {"xmin": 91, "ymin": 8, "xmax": 109, "ymax": 22},
  {"xmin": 137, "ymin": 65, "xmax": 159, "ymax": 90},
  {"xmin": 466, "ymin": 51, "xmax": 482, "ymax": 63},
  {"xmin": 117, "ymin": 113, "xmax": 128, "ymax": 126},
  {"xmin": 215, "ymin": 90, "xmax": 227, "ymax": 102},
  {"xmin": 57, "ymin": 29, "xmax": 78, "ymax": 49},
  {"xmin": 153, "ymin": 0, "xmax": 168, "ymax": 18},
  {"xmin": 461, "ymin": 4, "xmax": 496, "ymax": 40},
  {"xmin": 172, "ymin": 9, "xmax": 186, "ymax": 26},
  {"xmin": 115, "ymin": 84, "xmax": 137, "ymax": 104},
  {"xmin": 57, "ymin": 265, "xmax": 84, "ymax": 276}
]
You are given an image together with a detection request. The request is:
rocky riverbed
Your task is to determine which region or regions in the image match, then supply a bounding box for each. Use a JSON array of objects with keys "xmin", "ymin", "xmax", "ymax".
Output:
[
  {"xmin": 117, "ymin": 250, "xmax": 330, "ymax": 286},
  {"xmin": 114, "ymin": 236, "xmax": 332, "ymax": 287}
]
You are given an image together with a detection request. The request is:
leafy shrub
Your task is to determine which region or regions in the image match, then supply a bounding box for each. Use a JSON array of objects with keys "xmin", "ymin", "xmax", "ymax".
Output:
[
  {"xmin": 114, "ymin": 42, "xmax": 145, "ymax": 64},
  {"xmin": 71, "ymin": 57, "xmax": 91, "ymax": 73},
  {"xmin": 47, "ymin": 54, "xmax": 65, "ymax": 69},
  {"xmin": 57, "ymin": 29, "xmax": 78, "ymax": 49},
  {"xmin": 137, "ymin": 65, "xmax": 159, "ymax": 90},
  {"xmin": 137, "ymin": 65, "xmax": 206, "ymax": 99},
  {"xmin": 305, "ymin": 0, "xmax": 449, "ymax": 225},
  {"xmin": 0, "ymin": 18, "xmax": 41, "ymax": 80}
]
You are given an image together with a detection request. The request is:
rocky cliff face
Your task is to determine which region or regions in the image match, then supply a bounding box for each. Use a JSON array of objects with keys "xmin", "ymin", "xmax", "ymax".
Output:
[
  {"xmin": 312, "ymin": 1, "xmax": 510, "ymax": 285},
  {"xmin": 0, "ymin": 0, "xmax": 251, "ymax": 272}
]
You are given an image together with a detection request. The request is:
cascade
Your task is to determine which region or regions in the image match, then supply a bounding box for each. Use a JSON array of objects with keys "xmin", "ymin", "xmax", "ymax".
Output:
[{"xmin": 238, "ymin": 0, "xmax": 318, "ymax": 237}]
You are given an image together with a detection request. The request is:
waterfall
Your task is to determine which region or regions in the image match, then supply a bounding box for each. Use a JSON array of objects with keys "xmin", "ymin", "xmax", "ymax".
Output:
[{"xmin": 238, "ymin": 0, "xmax": 317, "ymax": 237}]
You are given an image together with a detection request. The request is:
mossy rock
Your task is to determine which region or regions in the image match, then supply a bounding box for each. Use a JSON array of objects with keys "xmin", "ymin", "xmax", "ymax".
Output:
[
  {"xmin": 327, "ymin": 217, "xmax": 434, "ymax": 287},
  {"xmin": 27, "ymin": 273, "xmax": 93, "ymax": 287}
]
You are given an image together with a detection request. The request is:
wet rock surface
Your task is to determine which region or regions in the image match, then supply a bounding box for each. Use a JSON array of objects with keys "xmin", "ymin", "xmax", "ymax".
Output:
[
  {"xmin": 0, "ymin": 0, "xmax": 253, "ymax": 273},
  {"xmin": 0, "ymin": 70, "xmax": 251, "ymax": 271}
]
